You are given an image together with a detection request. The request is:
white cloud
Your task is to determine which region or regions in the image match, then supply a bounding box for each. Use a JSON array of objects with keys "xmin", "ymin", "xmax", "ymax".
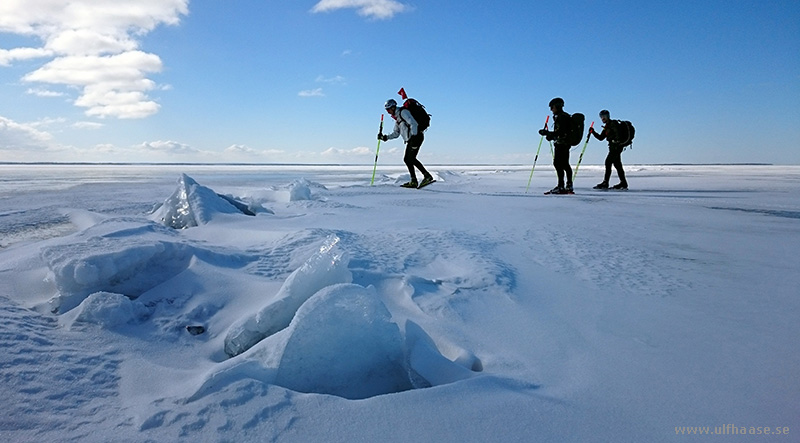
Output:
[
  {"xmin": 224, "ymin": 144, "xmax": 256, "ymax": 155},
  {"xmin": 73, "ymin": 121, "xmax": 104, "ymax": 130},
  {"xmin": 0, "ymin": 115, "xmax": 54, "ymax": 152},
  {"xmin": 26, "ymin": 87, "xmax": 65, "ymax": 98},
  {"xmin": 0, "ymin": 47, "xmax": 51, "ymax": 66},
  {"xmin": 311, "ymin": 0, "xmax": 409, "ymax": 20},
  {"xmin": 316, "ymin": 75, "xmax": 346, "ymax": 84},
  {"xmin": 23, "ymin": 51, "xmax": 164, "ymax": 118},
  {"xmin": 321, "ymin": 146, "xmax": 372, "ymax": 157},
  {"xmin": 0, "ymin": 0, "xmax": 188, "ymax": 119},
  {"xmin": 136, "ymin": 140, "xmax": 199, "ymax": 155},
  {"xmin": 46, "ymin": 29, "xmax": 138, "ymax": 56},
  {"xmin": 29, "ymin": 117, "xmax": 67, "ymax": 128},
  {"xmin": 224, "ymin": 144, "xmax": 285, "ymax": 157},
  {"xmin": 298, "ymin": 88, "xmax": 325, "ymax": 97}
]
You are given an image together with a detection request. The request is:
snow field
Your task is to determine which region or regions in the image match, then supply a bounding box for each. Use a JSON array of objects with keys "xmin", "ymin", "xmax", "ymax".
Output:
[{"xmin": 0, "ymin": 164, "xmax": 798, "ymax": 442}]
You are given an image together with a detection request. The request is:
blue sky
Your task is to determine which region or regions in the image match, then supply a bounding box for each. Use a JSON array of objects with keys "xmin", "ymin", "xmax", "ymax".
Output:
[{"xmin": 1, "ymin": 0, "xmax": 798, "ymax": 165}]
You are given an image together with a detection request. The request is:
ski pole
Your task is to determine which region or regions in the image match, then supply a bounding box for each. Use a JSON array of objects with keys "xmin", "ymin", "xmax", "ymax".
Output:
[
  {"xmin": 370, "ymin": 114, "xmax": 384, "ymax": 185},
  {"xmin": 526, "ymin": 115, "xmax": 550, "ymax": 192},
  {"xmin": 573, "ymin": 121, "xmax": 594, "ymax": 180}
]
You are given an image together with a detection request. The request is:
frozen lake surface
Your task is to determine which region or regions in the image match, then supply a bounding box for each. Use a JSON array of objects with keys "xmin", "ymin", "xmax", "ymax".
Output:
[{"xmin": 1, "ymin": 164, "xmax": 798, "ymax": 442}]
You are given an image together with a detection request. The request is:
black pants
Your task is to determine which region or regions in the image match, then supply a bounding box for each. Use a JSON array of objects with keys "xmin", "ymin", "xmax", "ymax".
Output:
[
  {"xmin": 404, "ymin": 134, "xmax": 429, "ymax": 181},
  {"xmin": 553, "ymin": 143, "xmax": 572, "ymax": 187},
  {"xmin": 604, "ymin": 146, "xmax": 627, "ymax": 185}
]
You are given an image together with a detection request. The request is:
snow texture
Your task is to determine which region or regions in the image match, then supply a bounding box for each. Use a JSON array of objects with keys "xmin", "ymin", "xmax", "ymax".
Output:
[{"xmin": 0, "ymin": 164, "xmax": 798, "ymax": 442}]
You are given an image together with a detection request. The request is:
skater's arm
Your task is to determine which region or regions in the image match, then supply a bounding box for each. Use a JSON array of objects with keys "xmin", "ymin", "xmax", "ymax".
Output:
[
  {"xmin": 589, "ymin": 126, "xmax": 607, "ymax": 141},
  {"xmin": 384, "ymin": 121, "xmax": 401, "ymax": 140}
]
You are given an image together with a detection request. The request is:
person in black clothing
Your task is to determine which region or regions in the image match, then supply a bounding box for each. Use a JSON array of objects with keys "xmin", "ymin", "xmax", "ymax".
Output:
[
  {"xmin": 379, "ymin": 99, "xmax": 433, "ymax": 188},
  {"xmin": 588, "ymin": 109, "xmax": 628, "ymax": 190},
  {"xmin": 538, "ymin": 97, "xmax": 573, "ymax": 193}
]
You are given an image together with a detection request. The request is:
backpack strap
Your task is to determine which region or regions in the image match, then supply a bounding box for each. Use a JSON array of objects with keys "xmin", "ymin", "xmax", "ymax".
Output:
[{"xmin": 396, "ymin": 108, "xmax": 412, "ymax": 128}]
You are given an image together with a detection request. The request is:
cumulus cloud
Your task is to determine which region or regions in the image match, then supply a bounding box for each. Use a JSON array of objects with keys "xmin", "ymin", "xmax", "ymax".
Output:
[
  {"xmin": 0, "ymin": 116, "xmax": 58, "ymax": 161},
  {"xmin": 0, "ymin": 0, "xmax": 188, "ymax": 119},
  {"xmin": 136, "ymin": 140, "xmax": 199, "ymax": 155},
  {"xmin": 0, "ymin": 115, "xmax": 55, "ymax": 155},
  {"xmin": 23, "ymin": 51, "xmax": 164, "ymax": 118},
  {"xmin": 311, "ymin": 0, "xmax": 409, "ymax": 20},
  {"xmin": 0, "ymin": 47, "xmax": 51, "ymax": 66}
]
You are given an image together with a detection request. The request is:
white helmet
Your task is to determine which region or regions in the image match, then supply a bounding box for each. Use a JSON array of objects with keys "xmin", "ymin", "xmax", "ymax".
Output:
[{"xmin": 384, "ymin": 99, "xmax": 397, "ymax": 110}]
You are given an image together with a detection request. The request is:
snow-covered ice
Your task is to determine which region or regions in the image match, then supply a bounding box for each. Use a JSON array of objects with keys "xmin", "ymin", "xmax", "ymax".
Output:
[{"xmin": 0, "ymin": 164, "xmax": 798, "ymax": 442}]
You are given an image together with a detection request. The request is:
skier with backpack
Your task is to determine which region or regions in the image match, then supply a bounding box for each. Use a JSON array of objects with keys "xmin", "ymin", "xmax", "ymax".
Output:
[
  {"xmin": 538, "ymin": 97, "xmax": 581, "ymax": 194},
  {"xmin": 379, "ymin": 96, "xmax": 434, "ymax": 189},
  {"xmin": 588, "ymin": 109, "xmax": 631, "ymax": 190}
]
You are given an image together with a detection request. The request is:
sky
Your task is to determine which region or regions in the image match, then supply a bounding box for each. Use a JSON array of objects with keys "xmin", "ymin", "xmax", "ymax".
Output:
[{"xmin": 1, "ymin": 0, "xmax": 799, "ymax": 165}]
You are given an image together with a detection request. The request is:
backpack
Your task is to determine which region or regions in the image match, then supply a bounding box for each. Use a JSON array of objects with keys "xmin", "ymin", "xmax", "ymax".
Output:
[
  {"xmin": 568, "ymin": 113, "xmax": 585, "ymax": 146},
  {"xmin": 401, "ymin": 98, "xmax": 431, "ymax": 132},
  {"xmin": 614, "ymin": 120, "xmax": 635, "ymax": 147}
]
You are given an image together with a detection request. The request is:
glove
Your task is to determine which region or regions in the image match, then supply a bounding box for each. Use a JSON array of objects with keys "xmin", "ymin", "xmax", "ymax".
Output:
[
  {"xmin": 538, "ymin": 129, "xmax": 548, "ymax": 136},
  {"xmin": 588, "ymin": 127, "xmax": 595, "ymax": 135},
  {"xmin": 378, "ymin": 134, "xmax": 387, "ymax": 142}
]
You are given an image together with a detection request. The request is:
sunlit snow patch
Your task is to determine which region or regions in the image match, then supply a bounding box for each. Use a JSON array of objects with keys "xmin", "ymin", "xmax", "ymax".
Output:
[
  {"xmin": 224, "ymin": 235, "xmax": 352, "ymax": 357},
  {"xmin": 199, "ymin": 235, "xmax": 483, "ymax": 400},
  {"xmin": 41, "ymin": 217, "xmax": 250, "ymax": 314},
  {"xmin": 60, "ymin": 291, "xmax": 148, "ymax": 329},
  {"xmin": 151, "ymin": 174, "xmax": 255, "ymax": 229},
  {"xmin": 195, "ymin": 281, "xmax": 483, "ymax": 401}
]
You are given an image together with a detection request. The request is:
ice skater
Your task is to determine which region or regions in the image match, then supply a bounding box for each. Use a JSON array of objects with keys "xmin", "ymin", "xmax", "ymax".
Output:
[
  {"xmin": 589, "ymin": 109, "xmax": 628, "ymax": 190},
  {"xmin": 538, "ymin": 97, "xmax": 573, "ymax": 194},
  {"xmin": 379, "ymin": 99, "xmax": 434, "ymax": 189}
]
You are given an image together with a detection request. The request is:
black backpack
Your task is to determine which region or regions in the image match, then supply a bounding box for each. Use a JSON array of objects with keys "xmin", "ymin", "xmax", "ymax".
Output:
[
  {"xmin": 568, "ymin": 113, "xmax": 585, "ymax": 146},
  {"xmin": 401, "ymin": 98, "xmax": 431, "ymax": 132},
  {"xmin": 614, "ymin": 120, "xmax": 635, "ymax": 147}
]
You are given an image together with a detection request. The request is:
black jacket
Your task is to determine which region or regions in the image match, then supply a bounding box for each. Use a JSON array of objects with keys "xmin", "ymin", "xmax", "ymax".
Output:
[
  {"xmin": 593, "ymin": 120, "xmax": 622, "ymax": 149},
  {"xmin": 548, "ymin": 111, "xmax": 572, "ymax": 146}
]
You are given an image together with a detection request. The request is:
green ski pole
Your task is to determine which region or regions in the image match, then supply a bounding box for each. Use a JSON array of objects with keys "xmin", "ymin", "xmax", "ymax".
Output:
[
  {"xmin": 526, "ymin": 115, "xmax": 550, "ymax": 192},
  {"xmin": 573, "ymin": 121, "xmax": 594, "ymax": 180},
  {"xmin": 370, "ymin": 114, "xmax": 384, "ymax": 185}
]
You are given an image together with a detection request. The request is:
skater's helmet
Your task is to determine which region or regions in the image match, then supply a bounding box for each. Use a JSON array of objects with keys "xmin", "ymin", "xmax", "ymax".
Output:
[
  {"xmin": 599, "ymin": 109, "xmax": 610, "ymax": 118},
  {"xmin": 549, "ymin": 97, "xmax": 564, "ymax": 109},
  {"xmin": 384, "ymin": 99, "xmax": 397, "ymax": 110}
]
